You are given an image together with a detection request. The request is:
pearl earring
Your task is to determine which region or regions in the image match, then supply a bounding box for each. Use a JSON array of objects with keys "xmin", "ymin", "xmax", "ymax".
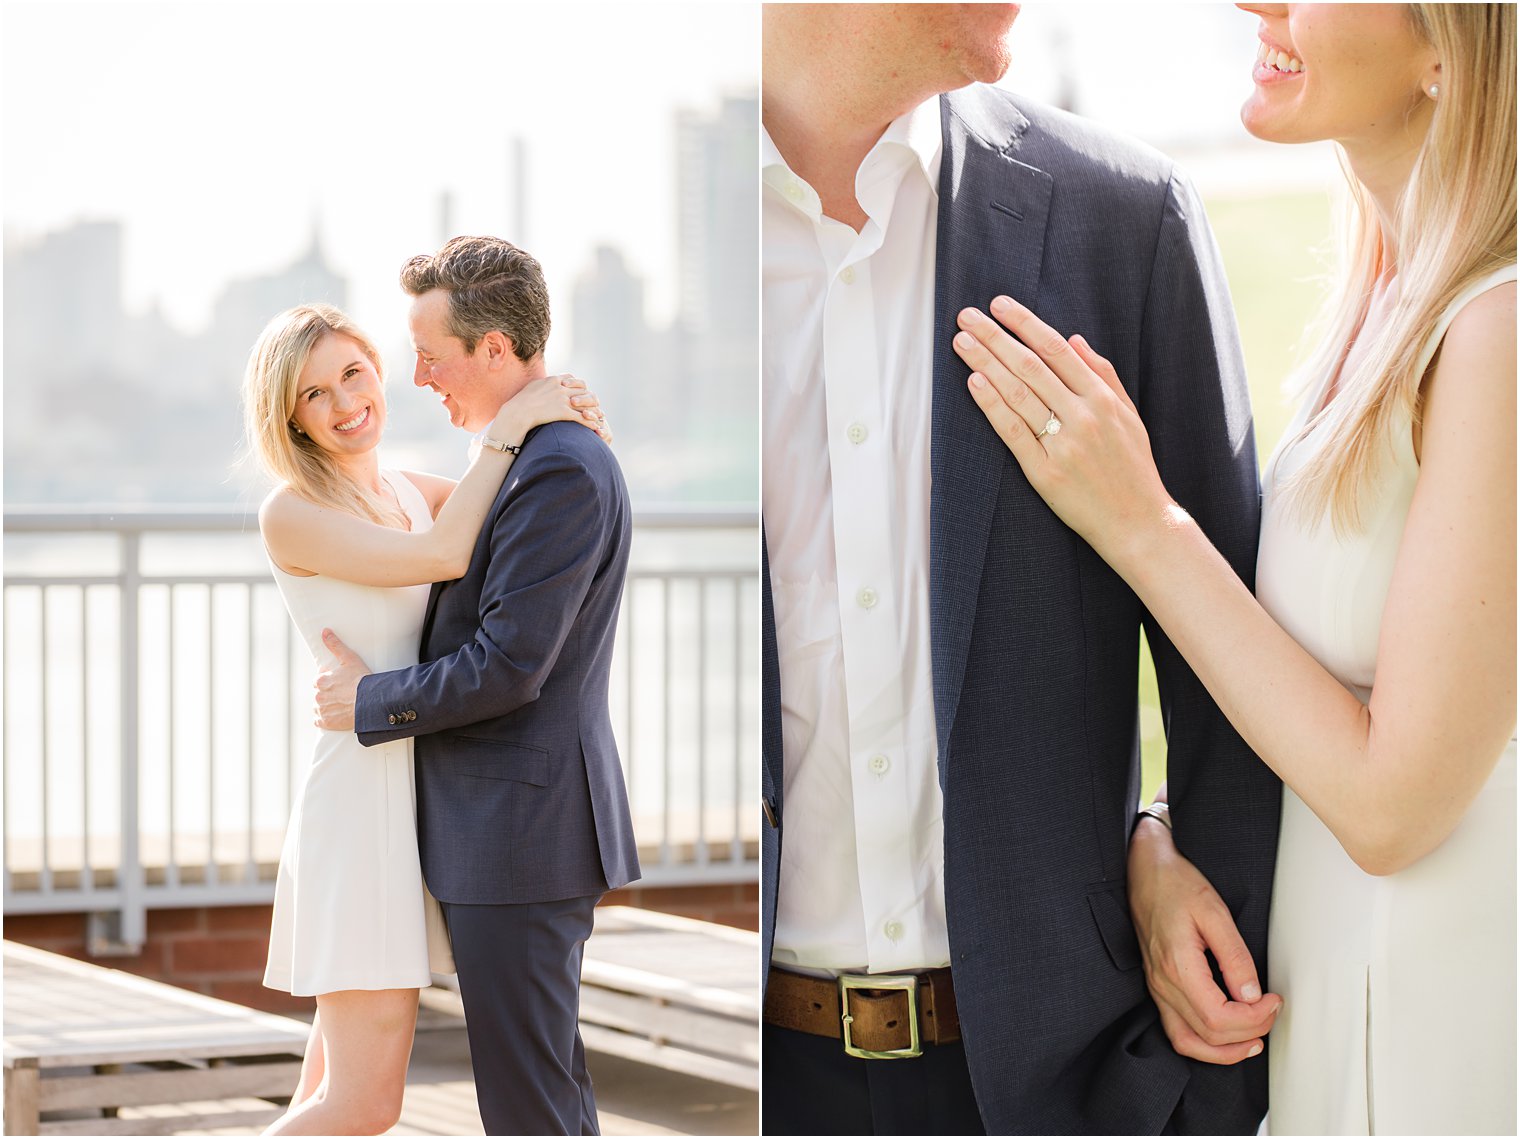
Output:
[{"xmin": 1428, "ymin": 84, "xmax": 1440, "ymax": 98}]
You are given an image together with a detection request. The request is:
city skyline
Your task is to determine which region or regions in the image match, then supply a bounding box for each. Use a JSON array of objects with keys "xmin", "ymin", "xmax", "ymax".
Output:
[
  {"xmin": 3, "ymin": 91, "xmax": 760, "ymax": 509},
  {"xmin": 3, "ymin": 2, "xmax": 759, "ymax": 508},
  {"xmin": 2, "ymin": 1, "xmax": 1341, "ymax": 511},
  {"xmin": 3, "ymin": 3, "xmax": 1333, "ymax": 350},
  {"xmin": 2, "ymin": 2, "xmax": 758, "ymax": 347}
]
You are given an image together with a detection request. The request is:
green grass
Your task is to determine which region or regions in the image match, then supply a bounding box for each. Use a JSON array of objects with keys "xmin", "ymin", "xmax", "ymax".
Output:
[{"xmin": 1138, "ymin": 189, "xmax": 1334, "ymax": 803}]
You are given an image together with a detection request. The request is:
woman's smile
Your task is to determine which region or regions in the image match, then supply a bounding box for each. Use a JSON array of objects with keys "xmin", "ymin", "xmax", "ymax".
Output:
[
  {"xmin": 333, "ymin": 405, "xmax": 372, "ymax": 433},
  {"xmin": 1253, "ymin": 37, "xmax": 1305, "ymax": 81}
]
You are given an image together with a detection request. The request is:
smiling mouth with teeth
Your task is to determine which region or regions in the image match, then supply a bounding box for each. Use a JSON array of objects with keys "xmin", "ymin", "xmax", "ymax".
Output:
[
  {"xmin": 334, "ymin": 407, "xmax": 371, "ymax": 433},
  {"xmin": 1256, "ymin": 40, "xmax": 1305, "ymax": 74}
]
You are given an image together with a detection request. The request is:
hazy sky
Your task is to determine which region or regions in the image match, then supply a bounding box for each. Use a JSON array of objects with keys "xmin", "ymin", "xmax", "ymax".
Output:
[
  {"xmin": 1006, "ymin": 3, "xmax": 1339, "ymax": 193},
  {"xmin": 2, "ymin": 2, "xmax": 1334, "ymax": 355},
  {"xmin": 3, "ymin": 1, "xmax": 759, "ymax": 347},
  {"xmin": 1009, "ymin": 4, "xmax": 1255, "ymax": 145}
]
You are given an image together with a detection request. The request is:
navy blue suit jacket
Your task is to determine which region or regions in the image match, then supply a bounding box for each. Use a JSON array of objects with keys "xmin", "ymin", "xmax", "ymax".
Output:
[
  {"xmin": 762, "ymin": 87, "xmax": 1281, "ymax": 1134},
  {"xmin": 357, "ymin": 420, "xmax": 639, "ymax": 905}
]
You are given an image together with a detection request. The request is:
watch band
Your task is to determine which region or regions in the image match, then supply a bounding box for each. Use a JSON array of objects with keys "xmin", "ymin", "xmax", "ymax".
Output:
[{"xmin": 480, "ymin": 434, "xmax": 522, "ymax": 456}]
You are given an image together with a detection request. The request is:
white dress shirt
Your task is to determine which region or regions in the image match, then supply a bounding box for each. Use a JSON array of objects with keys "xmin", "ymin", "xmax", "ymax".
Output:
[{"xmin": 762, "ymin": 96, "xmax": 947, "ymax": 975}]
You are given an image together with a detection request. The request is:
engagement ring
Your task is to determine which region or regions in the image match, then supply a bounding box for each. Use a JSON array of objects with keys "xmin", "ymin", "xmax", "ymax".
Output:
[{"xmin": 1036, "ymin": 414, "xmax": 1062, "ymax": 439}]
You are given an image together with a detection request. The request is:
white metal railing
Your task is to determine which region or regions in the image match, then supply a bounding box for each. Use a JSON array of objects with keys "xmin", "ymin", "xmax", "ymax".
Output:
[{"xmin": 2, "ymin": 508, "xmax": 758, "ymax": 952}]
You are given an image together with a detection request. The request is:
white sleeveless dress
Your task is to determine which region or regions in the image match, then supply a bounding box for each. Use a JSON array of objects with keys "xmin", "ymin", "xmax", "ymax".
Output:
[
  {"xmin": 262, "ymin": 470, "xmax": 455, "ymax": 996},
  {"xmin": 1257, "ymin": 266, "xmax": 1517, "ymax": 1135}
]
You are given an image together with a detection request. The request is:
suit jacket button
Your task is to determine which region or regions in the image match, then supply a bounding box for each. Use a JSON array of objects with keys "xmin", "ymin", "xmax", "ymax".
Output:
[
  {"xmin": 406, "ymin": 710, "xmax": 417, "ymax": 722},
  {"xmin": 388, "ymin": 714, "xmax": 398, "ymax": 726}
]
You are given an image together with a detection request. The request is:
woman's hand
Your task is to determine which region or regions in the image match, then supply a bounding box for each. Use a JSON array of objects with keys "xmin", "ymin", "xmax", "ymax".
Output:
[
  {"xmin": 1128, "ymin": 816, "xmax": 1282, "ymax": 1064},
  {"xmin": 953, "ymin": 296, "xmax": 1174, "ymax": 568},
  {"xmin": 493, "ymin": 374, "xmax": 611, "ymax": 446}
]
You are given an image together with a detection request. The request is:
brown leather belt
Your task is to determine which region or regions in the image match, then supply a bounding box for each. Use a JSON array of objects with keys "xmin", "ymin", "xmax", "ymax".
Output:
[{"xmin": 764, "ymin": 966, "xmax": 960, "ymax": 1058}]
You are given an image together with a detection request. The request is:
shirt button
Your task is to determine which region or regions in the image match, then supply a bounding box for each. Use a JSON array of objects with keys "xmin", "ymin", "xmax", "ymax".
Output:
[
  {"xmin": 847, "ymin": 422, "xmax": 868, "ymax": 445},
  {"xmin": 840, "ymin": 266, "xmax": 857, "ymax": 285},
  {"xmin": 884, "ymin": 921, "xmax": 904, "ymax": 942},
  {"xmin": 856, "ymin": 587, "xmax": 878, "ymax": 610},
  {"xmin": 869, "ymin": 754, "xmax": 890, "ymax": 776},
  {"xmin": 784, "ymin": 179, "xmax": 804, "ymax": 202}
]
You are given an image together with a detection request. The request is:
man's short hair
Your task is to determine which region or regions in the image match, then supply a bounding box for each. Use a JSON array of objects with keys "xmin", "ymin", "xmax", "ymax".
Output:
[{"xmin": 400, "ymin": 235, "xmax": 551, "ymax": 361}]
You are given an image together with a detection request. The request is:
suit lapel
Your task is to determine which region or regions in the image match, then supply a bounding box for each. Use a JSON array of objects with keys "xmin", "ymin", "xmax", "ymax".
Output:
[
  {"xmin": 930, "ymin": 89, "xmax": 1053, "ymax": 764},
  {"xmin": 420, "ymin": 446, "xmax": 523, "ymax": 656},
  {"xmin": 760, "ymin": 525, "xmax": 781, "ymax": 814}
]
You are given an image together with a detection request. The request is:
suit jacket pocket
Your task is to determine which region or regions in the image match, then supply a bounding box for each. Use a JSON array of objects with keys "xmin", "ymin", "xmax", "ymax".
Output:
[
  {"xmin": 1086, "ymin": 883, "xmax": 1142, "ymax": 972},
  {"xmin": 448, "ymin": 736, "xmax": 550, "ymax": 787}
]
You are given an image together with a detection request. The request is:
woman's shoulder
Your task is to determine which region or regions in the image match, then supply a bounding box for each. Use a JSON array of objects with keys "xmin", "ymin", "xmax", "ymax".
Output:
[
  {"xmin": 258, "ymin": 482, "xmax": 327, "ymax": 547},
  {"xmin": 1417, "ymin": 270, "xmax": 1514, "ymax": 379},
  {"xmin": 1443, "ymin": 277, "xmax": 1516, "ymax": 350},
  {"xmin": 1431, "ymin": 278, "xmax": 1516, "ymax": 389},
  {"xmin": 1419, "ymin": 278, "xmax": 1515, "ymax": 454},
  {"xmin": 258, "ymin": 483, "xmax": 308, "ymax": 527},
  {"xmin": 255, "ymin": 485, "xmax": 319, "ymax": 574}
]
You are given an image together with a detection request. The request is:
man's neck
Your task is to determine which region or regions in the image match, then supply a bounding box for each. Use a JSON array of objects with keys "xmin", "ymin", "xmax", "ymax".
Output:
[
  {"xmin": 480, "ymin": 356, "xmax": 549, "ymax": 430},
  {"xmin": 515, "ymin": 357, "xmax": 549, "ymax": 387},
  {"xmin": 764, "ymin": 26, "xmax": 944, "ymax": 231}
]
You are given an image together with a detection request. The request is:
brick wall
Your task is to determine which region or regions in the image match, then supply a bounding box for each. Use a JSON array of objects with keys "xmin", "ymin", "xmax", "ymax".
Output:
[
  {"xmin": 602, "ymin": 881, "xmax": 759, "ymax": 931},
  {"xmin": 5, "ymin": 905, "xmax": 316, "ymax": 1015},
  {"xmin": 3, "ymin": 882, "xmax": 758, "ymax": 1015}
]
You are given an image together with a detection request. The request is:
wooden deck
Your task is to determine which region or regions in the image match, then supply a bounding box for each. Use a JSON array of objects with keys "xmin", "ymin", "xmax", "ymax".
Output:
[
  {"xmin": 3, "ymin": 940, "xmax": 308, "ymax": 1135},
  {"xmin": 388, "ymin": 1015, "xmax": 757, "ymax": 1136},
  {"xmin": 427, "ymin": 905, "xmax": 759, "ymax": 1092},
  {"xmin": 4, "ymin": 909, "xmax": 759, "ymax": 1135}
]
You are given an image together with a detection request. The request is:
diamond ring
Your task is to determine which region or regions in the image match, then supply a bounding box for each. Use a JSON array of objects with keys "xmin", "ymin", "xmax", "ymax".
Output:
[{"xmin": 1035, "ymin": 414, "xmax": 1062, "ymax": 440}]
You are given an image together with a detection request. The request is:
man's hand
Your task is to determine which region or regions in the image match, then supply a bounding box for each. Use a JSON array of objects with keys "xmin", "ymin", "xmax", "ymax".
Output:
[
  {"xmin": 1128, "ymin": 815, "xmax": 1282, "ymax": 1064},
  {"xmin": 314, "ymin": 629, "xmax": 371, "ymax": 732}
]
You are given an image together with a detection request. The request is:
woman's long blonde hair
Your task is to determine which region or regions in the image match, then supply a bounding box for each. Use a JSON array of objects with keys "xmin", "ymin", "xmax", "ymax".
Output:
[
  {"xmin": 1284, "ymin": 3, "xmax": 1516, "ymax": 532},
  {"xmin": 242, "ymin": 304, "xmax": 408, "ymax": 528}
]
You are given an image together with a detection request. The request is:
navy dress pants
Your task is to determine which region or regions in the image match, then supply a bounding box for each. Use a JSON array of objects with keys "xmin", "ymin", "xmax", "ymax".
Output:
[
  {"xmin": 441, "ymin": 894, "xmax": 601, "ymax": 1136},
  {"xmin": 762, "ymin": 1022, "xmax": 985, "ymax": 1135}
]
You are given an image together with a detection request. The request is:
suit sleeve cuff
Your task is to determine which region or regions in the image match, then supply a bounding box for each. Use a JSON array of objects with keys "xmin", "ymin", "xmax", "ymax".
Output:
[{"xmin": 354, "ymin": 671, "xmax": 419, "ymax": 746}]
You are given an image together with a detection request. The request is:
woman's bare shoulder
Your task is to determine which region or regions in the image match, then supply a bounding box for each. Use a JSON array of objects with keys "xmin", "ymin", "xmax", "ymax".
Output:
[
  {"xmin": 258, "ymin": 483, "xmax": 325, "ymax": 525},
  {"xmin": 1441, "ymin": 280, "xmax": 1516, "ymax": 367},
  {"xmin": 1419, "ymin": 281, "xmax": 1516, "ymax": 459},
  {"xmin": 255, "ymin": 486, "xmax": 321, "ymax": 574},
  {"xmin": 1426, "ymin": 281, "xmax": 1516, "ymax": 403},
  {"xmin": 259, "ymin": 484, "xmax": 303, "ymax": 524}
]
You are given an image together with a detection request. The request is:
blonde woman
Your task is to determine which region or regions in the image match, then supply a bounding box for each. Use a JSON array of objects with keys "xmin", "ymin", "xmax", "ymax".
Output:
[
  {"xmin": 951, "ymin": 3, "xmax": 1514, "ymax": 1133},
  {"xmin": 242, "ymin": 303, "xmax": 606, "ymax": 1135}
]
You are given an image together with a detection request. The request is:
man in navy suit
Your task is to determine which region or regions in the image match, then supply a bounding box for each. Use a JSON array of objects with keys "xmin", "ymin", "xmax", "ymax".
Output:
[
  {"xmin": 317, "ymin": 236, "xmax": 639, "ymax": 1135},
  {"xmin": 762, "ymin": 6, "xmax": 1281, "ymax": 1134}
]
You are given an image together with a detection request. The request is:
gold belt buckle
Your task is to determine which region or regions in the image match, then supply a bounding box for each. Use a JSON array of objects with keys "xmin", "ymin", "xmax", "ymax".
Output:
[{"xmin": 838, "ymin": 973, "xmax": 922, "ymax": 1059}]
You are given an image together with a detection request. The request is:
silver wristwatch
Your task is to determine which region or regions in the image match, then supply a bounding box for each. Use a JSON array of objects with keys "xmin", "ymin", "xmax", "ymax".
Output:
[{"xmin": 480, "ymin": 434, "xmax": 522, "ymax": 456}]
